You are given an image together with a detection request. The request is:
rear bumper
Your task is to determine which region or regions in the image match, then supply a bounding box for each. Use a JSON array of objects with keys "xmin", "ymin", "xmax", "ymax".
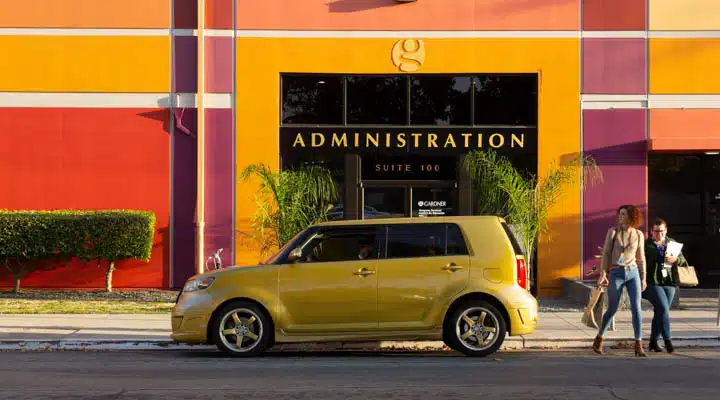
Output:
[{"xmin": 501, "ymin": 287, "xmax": 538, "ymax": 336}]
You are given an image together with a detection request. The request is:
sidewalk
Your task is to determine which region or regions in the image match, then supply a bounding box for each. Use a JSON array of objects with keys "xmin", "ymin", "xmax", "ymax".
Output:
[{"xmin": 1, "ymin": 307, "xmax": 719, "ymax": 352}]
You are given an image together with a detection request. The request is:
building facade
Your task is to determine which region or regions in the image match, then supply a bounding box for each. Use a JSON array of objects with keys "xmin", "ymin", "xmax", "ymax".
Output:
[{"xmin": 1, "ymin": 0, "xmax": 719, "ymax": 296}]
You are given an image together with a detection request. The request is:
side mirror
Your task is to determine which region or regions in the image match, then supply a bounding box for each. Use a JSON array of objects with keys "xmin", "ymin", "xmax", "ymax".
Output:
[{"xmin": 287, "ymin": 247, "xmax": 303, "ymax": 262}]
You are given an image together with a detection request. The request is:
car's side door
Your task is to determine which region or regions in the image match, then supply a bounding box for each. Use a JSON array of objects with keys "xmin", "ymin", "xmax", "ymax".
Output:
[
  {"xmin": 278, "ymin": 225, "xmax": 381, "ymax": 334},
  {"xmin": 377, "ymin": 223, "xmax": 471, "ymax": 330}
]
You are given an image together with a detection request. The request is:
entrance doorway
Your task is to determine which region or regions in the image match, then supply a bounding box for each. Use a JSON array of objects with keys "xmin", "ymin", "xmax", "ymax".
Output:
[
  {"xmin": 362, "ymin": 181, "xmax": 457, "ymax": 219},
  {"xmin": 648, "ymin": 153, "xmax": 720, "ymax": 288}
]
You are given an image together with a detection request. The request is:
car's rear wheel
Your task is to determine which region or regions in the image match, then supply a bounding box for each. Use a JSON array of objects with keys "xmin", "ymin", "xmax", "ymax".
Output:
[
  {"xmin": 444, "ymin": 300, "xmax": 507, "ymax": 357},
  {"xmin": 211, "ymin": 301, "xmax": 272, "ymax": 357}
]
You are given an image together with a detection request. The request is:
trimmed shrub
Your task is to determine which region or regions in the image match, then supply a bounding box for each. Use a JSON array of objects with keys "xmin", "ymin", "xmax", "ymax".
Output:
[{"xmin": 0, "ymin": 210, "xmax": 155, "ymax": 292}]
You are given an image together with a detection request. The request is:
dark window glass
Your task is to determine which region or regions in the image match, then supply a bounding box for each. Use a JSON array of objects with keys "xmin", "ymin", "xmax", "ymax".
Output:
[
  {"xmin": 347, "ymin": 76, "xmax": 407, "ymax": 125},
  {"xmin": 299, "ymin": 227, "xmax": 379, "ymax": 263},
  {"xmin": 446, "ymin": 224, "xmax": 469, "ymax": 255},
  {"xmin": 364, "ymin": 187, "xmax": 407, "ymax": 219},
  {"xmin": 387, "ymin": 224, "xmax": 447, "ymax": 258},
  {"xmin": 410, "ymin": 76, "xmax": 472, "ymax": 125},
  {"xmin": 282, "ymin": 75, "xmax": 343, "ymax": 125},
  {"xmin": 474, "ymin": 74, "xmax": 538, "ymax": 126}
]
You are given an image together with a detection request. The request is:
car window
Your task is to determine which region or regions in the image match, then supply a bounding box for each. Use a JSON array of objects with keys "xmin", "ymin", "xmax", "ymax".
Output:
[
  {"xmin": 298, "ymin": 227, "xmax": 379, "ymax": 263},
  {"xmin": 386, "ymin": 224, "xmax": 447, "ymax": 258},
  {"xmin": 445, "ymin": 223, "xmax": 469, "ymax": 255},
  {"xmin": 385, "ymin": 223, "xmax": 469, "ymax": 259}
]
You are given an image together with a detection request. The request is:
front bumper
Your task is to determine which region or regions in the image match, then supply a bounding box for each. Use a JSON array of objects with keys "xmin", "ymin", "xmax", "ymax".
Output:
[{"xmin": 170, "ymin": 292, "xmax": 215, "ymax": 343}]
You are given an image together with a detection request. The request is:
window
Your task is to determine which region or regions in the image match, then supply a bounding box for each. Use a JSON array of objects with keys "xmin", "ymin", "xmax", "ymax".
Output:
[
  {"xmin": 410, "ymin": 76, "xmax": 472, "ymax": 126},
  {"xmin": 281, "ymin": 75, "xmax": 343, "ymax": 124},
  {"xmin": 386, "ymin": 223, "xmax": 468, "ymax": 258},
  {"xmin": 346, "ymin": 76, "xmax": 407, "ymax": 125},
  {"xmin": 446, "ymin": 224, "xmax": 469, "ymax": 255},
  {"xmin": 299, "ymin": 227, "xmax": 379, "ymax": 263},
  {"xmin": 474, "ymin": 74, "xmax": 538, "ymax": 126}
]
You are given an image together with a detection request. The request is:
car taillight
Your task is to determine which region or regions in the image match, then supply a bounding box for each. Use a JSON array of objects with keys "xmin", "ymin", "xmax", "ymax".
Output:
[{"xmin": 516, "ymin": 256, "xmax": 528, "ymax": 290}]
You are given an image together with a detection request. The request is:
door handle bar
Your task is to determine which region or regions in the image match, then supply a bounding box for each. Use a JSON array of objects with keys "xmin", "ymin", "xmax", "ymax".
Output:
[
  {"xmin": 353, "ymin": 268, "xmax": 376, "ymax": 277},
  {"xmin": 442, "ymin": 263, "xmax": 464, "ymax": 272}
]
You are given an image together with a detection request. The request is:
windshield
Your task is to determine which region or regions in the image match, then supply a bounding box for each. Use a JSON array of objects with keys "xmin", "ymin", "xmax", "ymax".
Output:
[{"xmin": 260, "ymin": 228, "xmax": 314, "ymax": 265}]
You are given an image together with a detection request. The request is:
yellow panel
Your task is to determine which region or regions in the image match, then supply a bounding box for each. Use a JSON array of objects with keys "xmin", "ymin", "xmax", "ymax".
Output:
[
  {"xmin": 650, "ymin": 39, "xmax": 720, "ymax": 94},
  {"xmin": 234, "ymin": 37, "xmax": 581, "ymax": 296},
  {"xmin": 650, "ymin": 0, "xmax": 720, "ymax": 30},
  {"xmin": 0, "ymin": 36, "xmax": 169, "ymax": 92}
]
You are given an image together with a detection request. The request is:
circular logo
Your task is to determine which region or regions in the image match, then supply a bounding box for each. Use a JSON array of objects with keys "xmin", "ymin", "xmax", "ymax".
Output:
[{"xmin": 418, "ymin": 201, "xmax": 424, "ymax": 206}]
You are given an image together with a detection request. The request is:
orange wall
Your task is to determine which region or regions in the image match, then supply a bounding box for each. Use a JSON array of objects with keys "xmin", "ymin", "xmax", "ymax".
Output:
[
  {"xmin": 0, "ymin": 0, "xmax": 171, "ymax": 28},
  {"xmin": 235, "ymin": 37, "xmax": 581, "ymax": 296},
  {"xmin": 0, "ymin": 108, "xmax": 170, "ymax": 288},
  {"xmin": 236, "ymin": 0, "xmax": 580, "ymax": 30},
  {"xmin": 649, "ymin": 39, "xmax": 720, "ymax": 94},
  {"xmin": 649, "ymin": 109, "xmax": 720, "ymax": 150}
]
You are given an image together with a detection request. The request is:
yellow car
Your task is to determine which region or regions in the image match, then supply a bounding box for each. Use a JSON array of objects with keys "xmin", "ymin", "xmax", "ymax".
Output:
[{"xmin": 172, "ymin": 216, "xmax": 538, "ymax": 357}]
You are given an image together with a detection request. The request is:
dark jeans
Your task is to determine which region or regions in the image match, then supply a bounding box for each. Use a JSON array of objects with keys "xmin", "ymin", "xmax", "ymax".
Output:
[
  {"xmin": 644, "ymin": 284, "xmax": 677, "ymax": 341},
  {"xmin": 599, "ymin": 266, "xmax": 643, "ymax": 340}
]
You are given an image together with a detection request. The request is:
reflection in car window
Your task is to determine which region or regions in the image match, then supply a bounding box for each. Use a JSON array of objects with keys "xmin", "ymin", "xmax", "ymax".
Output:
[
  {"xmin": 386, "ymin": 223, "xmax": 469, "ymax": 258},
  {"xmin": 299, "ymin": 228, "xmax": 378, "ymax": 263},
  {"xmin": 387, "ymin": 224, "xmax": 447, "ymax": 258},
  {"xmin": 446, "ymin": 224, "xmax": 469, "ymax": 255}
]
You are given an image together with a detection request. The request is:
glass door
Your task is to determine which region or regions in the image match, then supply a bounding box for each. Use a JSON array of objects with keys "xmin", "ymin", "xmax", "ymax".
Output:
[{"xmin": 362, "ymin": 182, "xmax": 457, "ymax": 219}]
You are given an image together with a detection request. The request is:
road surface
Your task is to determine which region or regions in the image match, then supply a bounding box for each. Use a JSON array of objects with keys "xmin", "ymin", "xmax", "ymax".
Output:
[{"xmin": 1, "ymin": 348, "xmax": 719, "ymax": 399}]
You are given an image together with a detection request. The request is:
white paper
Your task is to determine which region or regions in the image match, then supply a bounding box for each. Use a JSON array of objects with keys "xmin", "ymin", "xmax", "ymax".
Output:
[{"xmin": 666, "ymin": 240, "xmax": 683, "ymax": 258}]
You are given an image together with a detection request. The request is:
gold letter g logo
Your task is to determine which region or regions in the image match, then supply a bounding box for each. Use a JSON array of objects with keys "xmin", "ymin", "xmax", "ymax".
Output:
[{"xmin": 391, "ymin": 39, "xmax": 426, "ymax": 72}]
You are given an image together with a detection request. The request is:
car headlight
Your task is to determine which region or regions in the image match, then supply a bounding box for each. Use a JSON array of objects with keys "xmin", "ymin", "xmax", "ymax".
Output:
[{"xmin": 183, "ymin": 276, "xmax": 216, "ymax": 292}]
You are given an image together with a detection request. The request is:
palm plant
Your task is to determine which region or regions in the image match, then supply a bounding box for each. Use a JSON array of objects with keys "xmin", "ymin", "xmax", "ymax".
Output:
[
  {"xmin": 463, "ymin": 150, "xmax": 603, "ymax": 291},
  {"xmin": 239, "ymin": 163, "xmax": 339, "ymax": 257}
]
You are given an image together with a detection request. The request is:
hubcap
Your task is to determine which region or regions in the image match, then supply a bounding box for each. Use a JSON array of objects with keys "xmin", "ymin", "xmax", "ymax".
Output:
[
  {"xmin": 455, "ymin": 307, "xmax": 499, "ymax": 352},
  {"xmin": 218, "ymin": 308, "xmax": 263, "ymax": 353}
]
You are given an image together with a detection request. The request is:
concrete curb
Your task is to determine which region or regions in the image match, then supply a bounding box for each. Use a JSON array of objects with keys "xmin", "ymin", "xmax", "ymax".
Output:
[{"xmin": 1, "ymin": 337, "xmax": 718, "ymax": 352}]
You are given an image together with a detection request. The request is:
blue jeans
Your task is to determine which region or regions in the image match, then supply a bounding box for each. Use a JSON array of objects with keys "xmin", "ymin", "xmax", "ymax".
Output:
[
  {"xmin": 644, "ymin": 284, "xmax": 676, "ymax": 341},
  {"xmin": 598, "ymin": 266, "xmax": 643, "ymax": 340}
]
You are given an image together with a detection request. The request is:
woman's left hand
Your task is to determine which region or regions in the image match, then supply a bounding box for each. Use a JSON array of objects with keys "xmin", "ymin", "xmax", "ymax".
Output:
[
  {"xmin": 665, "ymin": 256, "xmax": 678, "ymax": 264},
  {"xmin": 642, "ymin": 279, "xmax": 647, "ymax": 291}
]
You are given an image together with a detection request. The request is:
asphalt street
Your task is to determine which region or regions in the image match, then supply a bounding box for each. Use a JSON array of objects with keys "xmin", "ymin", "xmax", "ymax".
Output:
[{"xmin": 1, "ymin": 349, "xmax": 719, "ymax": 399}]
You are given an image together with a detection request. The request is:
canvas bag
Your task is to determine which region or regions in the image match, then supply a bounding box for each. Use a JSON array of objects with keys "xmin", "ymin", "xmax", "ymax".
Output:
[
  {"xmin": 581, "ymin": 286, "xmax": 606, "ymax": 329},
  {"xmin": 675, "ymin": 265, "xmax": 699, "ymax": 287}
]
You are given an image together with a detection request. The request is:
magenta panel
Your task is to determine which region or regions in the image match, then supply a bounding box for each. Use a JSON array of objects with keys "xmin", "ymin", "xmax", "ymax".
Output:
[
  {"xmin": 206, "ymin": 37, "xmax": 233, "ymax": 93},
  {"xmin": 173, "ymin": 36, "xmax": 198, "ymax": 93},
  {"xmin": 582, "ymin": 38, "xmax": 646, "ymax": 95},
  {"xmin": 582, "ymin": 109, "xmax": 648, "ymax": 278},
  {"xmin": 204, "ymin": 109, "xmax": 234, "ymax": 267}
]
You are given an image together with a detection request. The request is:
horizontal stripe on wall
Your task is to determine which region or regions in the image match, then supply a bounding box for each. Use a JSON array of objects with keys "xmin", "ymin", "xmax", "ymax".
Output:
[
  {"xmin": 0, "ymin": 93, "xmax": 232, "ymax": 108},
  {"xmin": 3, "ymin": 29, "xmax": 720, "ymax": 39},
  {"xmin": 5, "ymin": 93, "xmax": 720, "ymax": 111},
  {"xmin": 0, "ymin": 0, "xmax": 171, "ymax": 29},
  {"xmin": 0, "ymin": 36, "xmax": 170, "ymax": 93}
]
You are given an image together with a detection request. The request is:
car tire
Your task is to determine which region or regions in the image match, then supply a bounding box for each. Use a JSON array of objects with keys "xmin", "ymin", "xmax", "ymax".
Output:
[
  {"xmin": 211, "ymin": 300, "xmax": 273, "ymax": 357},
  {"xmin": 444, "ymin": 300, "xmax": 507, "ymax": 357}
]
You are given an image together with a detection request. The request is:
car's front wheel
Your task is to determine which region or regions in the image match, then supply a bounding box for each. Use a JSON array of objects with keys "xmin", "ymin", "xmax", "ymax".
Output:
[
  {"xmin": 211, "ymin": 301, "xmax": 272, "ymax": 357},
  {"xmin": 444, "ymin": 300, "xmax": 507, "ymax": 357}
]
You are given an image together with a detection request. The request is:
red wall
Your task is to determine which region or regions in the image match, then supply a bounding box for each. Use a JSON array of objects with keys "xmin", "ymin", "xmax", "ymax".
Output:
[{"xmin": 0, "ymin": 108, "xmax": 170, "ymax": 288}]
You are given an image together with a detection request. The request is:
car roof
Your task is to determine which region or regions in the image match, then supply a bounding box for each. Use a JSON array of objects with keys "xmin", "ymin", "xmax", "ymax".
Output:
[{"xmin": 314, "ymin": 215, "xmax": 504, "ymax": 227}]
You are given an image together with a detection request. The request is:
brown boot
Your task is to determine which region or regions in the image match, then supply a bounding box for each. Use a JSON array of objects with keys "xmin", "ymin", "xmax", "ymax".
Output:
[
  {"xmin": 592, "ymin": 336, "xmax": 603, "ymax": 354},
  {"xmin": 634, "ymin": 340, "xmax": 647, "ymax": 357}
]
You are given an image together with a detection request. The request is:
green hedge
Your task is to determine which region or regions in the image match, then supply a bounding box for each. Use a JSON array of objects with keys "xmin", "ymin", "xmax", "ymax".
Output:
[{"xmin": 0, "ymin": 210, "xmax": 155, "ymax": 292}]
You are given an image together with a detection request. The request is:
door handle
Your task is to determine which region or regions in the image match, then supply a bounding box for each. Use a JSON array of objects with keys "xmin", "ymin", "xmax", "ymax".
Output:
[
  {"xmin": 353, "ymin": 268, "xmax": 376, "ymax": 277},
  {"xmin": 442, "ymin": 263, "xmax": 464, "ymax": 272}
]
